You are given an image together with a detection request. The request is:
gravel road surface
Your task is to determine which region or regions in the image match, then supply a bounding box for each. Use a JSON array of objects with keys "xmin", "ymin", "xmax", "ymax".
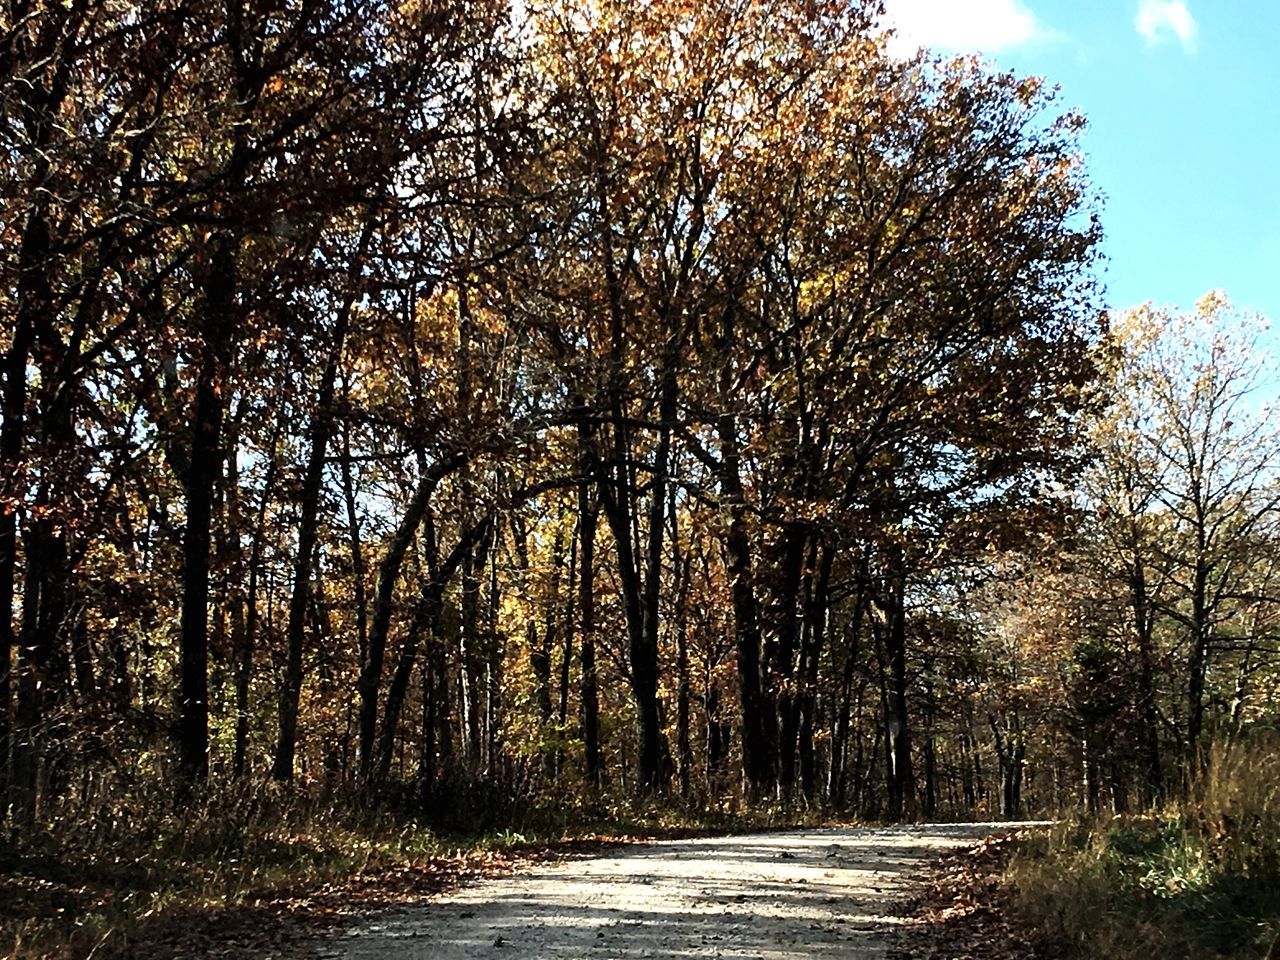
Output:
[{"xmin": 315, "ymin": 823, "xmax": 1018, "ymax": 960}]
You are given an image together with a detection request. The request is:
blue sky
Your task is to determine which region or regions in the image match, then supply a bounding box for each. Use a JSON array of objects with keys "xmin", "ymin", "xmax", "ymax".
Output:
[{"xmin": 882, "ymin": 0, "xmax": 1280, "ymax": 321}]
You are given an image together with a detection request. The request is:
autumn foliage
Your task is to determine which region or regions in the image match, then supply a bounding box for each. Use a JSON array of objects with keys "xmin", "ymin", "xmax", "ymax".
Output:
[{"xmin": 3, "ymin": 2, "xmax": 1277, "ymax": 955}]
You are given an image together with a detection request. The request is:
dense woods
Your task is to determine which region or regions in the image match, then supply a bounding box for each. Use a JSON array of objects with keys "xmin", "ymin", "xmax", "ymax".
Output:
[{"xmin": 2, "ymin": 0, "xmax": 1277, "ymax": 849}]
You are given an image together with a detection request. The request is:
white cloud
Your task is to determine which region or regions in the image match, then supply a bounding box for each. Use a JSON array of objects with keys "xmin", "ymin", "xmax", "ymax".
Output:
[
  {"xmin": 1136, "ymin": 0, "xmax": 1198, "ymax": 52},
  {"xmin": 881, "ymin": 0, "xmax": 1043, "ymax": 56}
]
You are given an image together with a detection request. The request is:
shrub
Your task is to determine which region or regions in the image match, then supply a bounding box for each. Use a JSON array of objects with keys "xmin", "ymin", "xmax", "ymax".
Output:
[{"xmin": 1004, "ymin": 738, "xmax": 1280, "ymax": 959}]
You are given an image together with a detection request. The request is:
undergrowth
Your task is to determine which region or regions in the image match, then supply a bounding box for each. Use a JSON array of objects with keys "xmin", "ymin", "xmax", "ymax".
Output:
[
  {"xmin": 1004, "ymin": 739, "xmax": 1280, "ymax": 959},
  {"xmin": 2, "ymin": 780, "xmax": 440, "ymax": 958},
  {"xmin": 0, "ymin": 774, "xmax": 825, "ymax": 959}
]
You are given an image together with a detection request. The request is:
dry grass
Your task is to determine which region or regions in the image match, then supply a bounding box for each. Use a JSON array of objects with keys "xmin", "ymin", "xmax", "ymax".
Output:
[
  {"xmin": 1, "ymin": 779, "xmax": 456, "ymax": 958},
  {"xmin": 1003, "ymin": 738, "xmax": 1280, "ymax": 960},
  {"xmin": 1, "ymin": 773, "xmax": 827, "ymax": 959}
]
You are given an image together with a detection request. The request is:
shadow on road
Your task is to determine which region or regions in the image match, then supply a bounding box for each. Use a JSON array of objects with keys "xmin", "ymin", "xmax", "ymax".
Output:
[{"xmin": 318, "ymin": 826, "xmax": 1019, "ymax": 960}]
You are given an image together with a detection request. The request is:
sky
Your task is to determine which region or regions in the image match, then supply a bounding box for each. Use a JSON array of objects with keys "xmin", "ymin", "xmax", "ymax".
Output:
[{"xmin": 880, "ymin": 0, "xmax": 1280, "ymax": 322}]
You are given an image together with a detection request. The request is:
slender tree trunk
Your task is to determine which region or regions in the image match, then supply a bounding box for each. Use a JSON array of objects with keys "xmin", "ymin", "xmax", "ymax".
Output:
[
  {"xmin": 358, "ymin": 455, "xmax": 464, "ymax": 781},
  {"xmin": 485, "ymin": 523, "xmax": 503, "ymax": 779},
  {"xmin": 338, "ymin": 415, "xmax": 368, "ymax": 778},
  {"xmin": 773, "ymin": 526, "xmax": 807, "ymax": 798},
  {"xmin": 668, "ymin": 462, "xmax": 691, "ymax": 794},
  {"xmin": 960, "ymin": 733, "xmax": 976, "ymax": 808},
  {"xmin": 274, "ymin": 227, "xmax": 369, "ymax": 781},
  {"xmin": 431, "ymin": 608, "xmax": 454, "ymax": 779},
  {"xmin": 719, "ymin": 427, "xmax": 771, "ymax": 799},
  {"xmin": 1227, "ymin": 646, "xmax": 1253, "ymax": 748},
  {"xmin": 883, "ymin": 557, "xmax": 915, "ymax": 821},
  {"xmin": 418, "ymin": 643, "xmax": 436, "ymax": 797},
  {"xmin": 577, "ymin": 419, "xmax": 601, "ymax": 789},
  {"xmin": 1187, "ymin": 561, "xmax": 1210, "ymax": 766},
  {"xmin": 829, "ymin": 584, "xmax": 866, "ymax": 807},
  {"xmin": 521, "ymin": 521, "xmax": 561, "ymax": 778},
  {"xmin": 5, "ymin": 204, "xmax": 49, "ymax": 813},
  {"xmin": 178, "ymin": 237, "xmax": 236, "ymax": 788},
  {"xmin": 797, "ymin": 544, "xmax": 833, "ymax": 801},
  {"xmin": 373, "ymin": 519, "xmax": 488, "ymax": 785},
  {"xmin": 705, "ymin": 679, "xmax": 728, "ymax": 784},
  {"xmin": 232, "ymin": 416, "xmax": 281, "ymax": 778},
  {"xmin": 0, "ymin": 290, "xmax": 27, "ymax": 789},
  {"xmin": 874, "ymin": 622, "xmax": 897, "ymax": 818},
  {"xmin": 675, "ymin": 551, "xmax": 693, "ymax": 801},
  {"xmin": 556, "ymin": 530, "xmax": 577, "ymax": 778},
  {"xmin": 530, "ymin": 614, "xmax": 553, "ymax": 736},
  {"xmin": 459, "ymin": 545, "xmax": 480, "ymax": 768},
  {"xmin": 922, "ymin": 698, "xmax": 937, "ymax": 819},
  {"xmin": 1129, "ymin": 546, "xmax": 1163, "ymax": 803}
]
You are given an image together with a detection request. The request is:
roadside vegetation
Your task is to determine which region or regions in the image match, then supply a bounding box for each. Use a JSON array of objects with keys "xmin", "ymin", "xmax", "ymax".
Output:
[
  {"xmin": 2, "ymin": 782, "xmax": 818, "ymax": 959},
  {"xmin": 4, "ymin": 785, "xmax": 447, "ymax": 959},
  {"xmin": 1003, "ymin": 739, "xmax": 1280, "ymax": 959}
]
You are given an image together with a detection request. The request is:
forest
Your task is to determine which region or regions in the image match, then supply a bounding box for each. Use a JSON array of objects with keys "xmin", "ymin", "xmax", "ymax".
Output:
[{"xmin": 2, "ymin": 0, "xmax": 1278, "ymax": 955}]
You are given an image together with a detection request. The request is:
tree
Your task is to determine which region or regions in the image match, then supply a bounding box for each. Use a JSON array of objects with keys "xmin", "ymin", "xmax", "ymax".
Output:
[{"xmin": 1119, "ymin": 296, "xmax": 1280, "ymax": 763}]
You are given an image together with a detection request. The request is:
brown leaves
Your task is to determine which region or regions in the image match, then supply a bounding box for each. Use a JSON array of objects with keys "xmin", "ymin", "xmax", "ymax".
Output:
[
  {"xmin": 87, "ymin": 838, "xmax": 621, "ymax": 960},
  {"xmin": 889, "ymin": 833, "xmax": 1062, "ymax": 960}
]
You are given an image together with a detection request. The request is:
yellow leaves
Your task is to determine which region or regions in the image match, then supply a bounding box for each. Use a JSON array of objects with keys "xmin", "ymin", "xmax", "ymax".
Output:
[
  {"xmin": 1194, "ymin": 288, "xmax": 1231, "ymax": 320},
  {"xmin": 1014, "ymin": 75, "xmax": 1044, "ymax": 107}
]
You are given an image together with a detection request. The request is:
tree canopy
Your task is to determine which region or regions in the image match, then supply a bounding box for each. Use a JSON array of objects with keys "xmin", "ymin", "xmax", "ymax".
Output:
[{"xmin": 2, "ymin": 0, "xmax": 1275, "ymax": 837}]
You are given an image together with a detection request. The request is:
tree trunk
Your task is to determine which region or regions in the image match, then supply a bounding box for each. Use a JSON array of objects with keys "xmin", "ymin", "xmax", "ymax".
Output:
[
  {"xmin": 599, "ymin": 400, "xmax": 661, "ymax": 794},
  {"xmin": 15, "ymin": 513, "xmax": 72, "ymax": 818},
  {"xmin": 5, "ymin": 203, "xmax": 49, "ymax": 815},
  {"xmin": 773, "ymin": 526, "xmax": 808, "ymax": 798},
  {"xmin": 358, "ymin": 454, "xmax": 464, "ymax": 781},
  {"xmin": 797, "ymin": 543, "xmax": 833, "ymax": 802},
  {"xmin": 719, "ymin": 420, "xmax": 772, "ymax": 799},
  {"xmin": 374, "ymin": 518, "xmax": 489, "ymax": 786},
  {"xmin": 705, "ymin": 680, "xmax": 729, "ymax": 786},
  {"xmin": 922, "ymin": 708, "xmax": 938, "ymax": 819},
  {"xmin": 714, "ymin": 293, "xmax": 773, "ymax": 800},
  {"xmin": 1187, "ymin": 561, "xmax": 1210, "ymax": 766},
  {"xmin": 274, "ymin": 227, "xmax": 369, "ymax": 781},
  {"xmin": 829, "ymin": 583, "xmax": 866, "ymax": 807},
  {"xmin": 632, "ymin": 328, "xmax": 680, "ymax": 794},
  {"xmin": 233, "ymin": 414, "xmax": 282, "ymax": 778},
  {"xmin": 675, "ymin": 551, "xmax": 693, "ymax": 801},
  {"xmin": 2, "ymin": 4, "xmax": 84, "ymax": 807},
  {"xmin": 521, "ymin": 520, "xmax": 561, "ymax": 778},
  {"xmin": 0, "ymin": 299, "xmax": 27, "ymax": 793},
  {"xmin": 883, "ymin": 558, "xmax": 915, "ymax": 821},
  {"xmin": 178, "ymin": 236, "xmax": 236, "ymax": 788},
  {"xmin": 458, "ymin": 533, "xmax": 482, "ymax": 768},
  {"xmin": 556, "ymin": 529, "xmax": 577, "ymax": 778},
  {"xmin": 418, "ymin": 641, "xmax": 437, "ymax": 798},
  {"xmin": 485, "ymin": 525, "xmax": 503, "ymax": 779},
  {"xmin": 1129, "ymin": 546, "xmax": 1163, "ymax": 803},
  {"xmin": 577, "ymin": 419, "xmax": 601, "ymax": 789}
]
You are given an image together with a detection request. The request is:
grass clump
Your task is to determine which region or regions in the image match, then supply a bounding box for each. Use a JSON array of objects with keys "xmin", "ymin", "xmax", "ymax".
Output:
[{"xmin": 1004, "ymin": 739, "xmax": 1280, "ymax": 959}]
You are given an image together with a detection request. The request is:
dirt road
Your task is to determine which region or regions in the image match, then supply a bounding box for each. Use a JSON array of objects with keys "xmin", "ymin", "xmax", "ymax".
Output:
[{"xmin": 314, "ymin": 824, "xmax": 1018, "ymax": 959}]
